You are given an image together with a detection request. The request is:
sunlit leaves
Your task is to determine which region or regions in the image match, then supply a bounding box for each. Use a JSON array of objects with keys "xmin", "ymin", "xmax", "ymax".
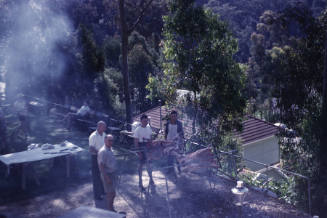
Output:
[{"xmin": 158, "ymin": 0, "xmax": 246, "ymax": 129}]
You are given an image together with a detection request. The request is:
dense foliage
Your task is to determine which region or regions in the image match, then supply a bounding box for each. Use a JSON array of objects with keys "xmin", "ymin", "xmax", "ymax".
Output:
[
  {"xmin": 1, "ymin": 0, "xmax": 327, "ymax": 215},
  {"xmin": 148, "ymin": 0, "xmax": 246, "ymax": 130}
]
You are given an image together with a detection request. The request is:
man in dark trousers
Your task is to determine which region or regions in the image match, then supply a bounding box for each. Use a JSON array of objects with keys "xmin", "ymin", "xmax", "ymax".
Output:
[
  {"xmin": 89, "ymin": 121, "xmax": 106, "ymax": 200},
  {"xmin": 165, "ymin": 110, "xmax": 184, "ymax": 175}
]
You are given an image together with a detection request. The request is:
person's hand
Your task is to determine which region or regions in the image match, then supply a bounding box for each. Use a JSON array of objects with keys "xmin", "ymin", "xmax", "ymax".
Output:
[{"xmin": 89, "ymin": 146, "xmax": 97, "ymax": 154}]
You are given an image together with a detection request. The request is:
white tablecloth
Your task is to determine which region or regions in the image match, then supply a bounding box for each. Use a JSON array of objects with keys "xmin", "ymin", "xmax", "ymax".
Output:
[{"xmin": 0, "ymin": 141, "xmax": 84, "ymax": 166}]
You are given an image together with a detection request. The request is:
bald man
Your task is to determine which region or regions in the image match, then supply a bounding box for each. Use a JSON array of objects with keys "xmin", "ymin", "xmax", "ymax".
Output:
[
  {"xmin": 89, "ymin": 121, "xmax": 106, "ymax": 200},
  {"xmin": 98, "ymin": 134, "xmax": 117, "ymax": 211}
]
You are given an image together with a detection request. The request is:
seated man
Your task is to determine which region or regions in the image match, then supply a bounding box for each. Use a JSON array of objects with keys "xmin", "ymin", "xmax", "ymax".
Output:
[{"xmin": 64, "ymin": 101, "xmax": 91, "ymax": 129}]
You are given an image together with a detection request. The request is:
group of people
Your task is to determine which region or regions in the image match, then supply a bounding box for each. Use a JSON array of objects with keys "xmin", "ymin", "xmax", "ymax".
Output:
[
  {"xmin": 88, "ymin": 110, "xmax": 184, "ymax": 212},
  {"xmin": 89, "ymin": 121, "xmax": 117, "ymax": 211}
]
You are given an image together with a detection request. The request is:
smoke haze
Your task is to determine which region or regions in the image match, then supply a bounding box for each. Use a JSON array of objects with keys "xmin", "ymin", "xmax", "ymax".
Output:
[{"xmin": 2, "ymin": 0, "xmax": 72, "ymax": 100}]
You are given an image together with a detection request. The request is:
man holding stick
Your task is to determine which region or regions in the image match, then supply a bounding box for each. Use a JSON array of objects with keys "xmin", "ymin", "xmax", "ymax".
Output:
[{"xmin": 133, "ymin": 114, "xmax": 155, "ymax": 192}]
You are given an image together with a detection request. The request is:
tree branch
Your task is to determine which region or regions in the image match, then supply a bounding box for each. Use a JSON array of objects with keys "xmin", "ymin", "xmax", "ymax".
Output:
[{"xmin": 127, "ymin": 0, "xmax": 154, "ymax": 35}]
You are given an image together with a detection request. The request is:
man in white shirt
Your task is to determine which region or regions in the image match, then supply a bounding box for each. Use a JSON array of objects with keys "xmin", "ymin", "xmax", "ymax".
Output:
[
  {"xmin": 165, "ymin": 110, "xmax": 184, "ymax": 141},
  {"xmin": 98, "ymin": 134, "xmax": 117, "ymax": 211},
  {"xmin": 133, "ymin": 114, "xmax": 154, "ymax": 191},
  {"xmin": 77, "ymin": 104, "xmax": 90, "ymax": 116},
  {"xmin": 89, "ymin": 121, "xmax": 106, "ymax": 200},
  {"xmin": 64, "ymin": 101, "xmax": 91, "ymax": 129}
]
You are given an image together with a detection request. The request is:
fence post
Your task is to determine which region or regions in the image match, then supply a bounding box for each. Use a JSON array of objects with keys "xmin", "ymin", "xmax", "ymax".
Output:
[{"xmin": 308, "ymin": 179, "xmax": 311, "ymax": 215}]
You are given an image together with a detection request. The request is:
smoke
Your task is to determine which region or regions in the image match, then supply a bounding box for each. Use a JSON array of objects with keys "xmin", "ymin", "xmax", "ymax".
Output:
[{"xmin": 2, "ymin": 0, "xmax": 73, "ymax": 100}]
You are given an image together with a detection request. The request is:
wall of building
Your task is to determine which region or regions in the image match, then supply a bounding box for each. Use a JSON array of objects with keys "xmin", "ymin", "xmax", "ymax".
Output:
[{"xmin": 242, "ymin": 136, "xmax": 280, "ymax": 171}]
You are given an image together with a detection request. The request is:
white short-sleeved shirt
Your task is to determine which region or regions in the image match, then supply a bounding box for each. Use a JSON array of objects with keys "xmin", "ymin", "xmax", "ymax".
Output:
[
  {"xmin": 133, "ymin": 126, "xmax": 152, "ymax": 143},
  {"xmin": 167, "ymin": 124, "xmax": 178, "ymax": 141},
  {"xmin": 89, "ymin": 130, "xmax": 105, "ymax": 154},
  {"xmin": 98, "ymin": 145, "xmax": 117, "ymax": 174},
  {"xmin": 77, "ymin": 105, "xmax": 90, "ymax": 116}
]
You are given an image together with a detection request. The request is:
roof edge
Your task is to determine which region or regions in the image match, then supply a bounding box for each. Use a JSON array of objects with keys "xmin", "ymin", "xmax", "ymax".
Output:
[{"xmin": 242, "ymin": 135, "xmax": 277, "ymax": 146}]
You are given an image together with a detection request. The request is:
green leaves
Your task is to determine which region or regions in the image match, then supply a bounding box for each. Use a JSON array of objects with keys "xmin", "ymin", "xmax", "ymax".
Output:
[{"xmin": 153, "ymin": 0, "xmax": 247, "ymax": 131}]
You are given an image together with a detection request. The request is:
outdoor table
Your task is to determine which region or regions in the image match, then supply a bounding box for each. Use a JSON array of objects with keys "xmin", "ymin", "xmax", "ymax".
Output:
[
  {"xmin": 0, "ymin": 141, "xmax": 84, "ymax": 190},
  {"xmin": 58, "ymin": 206, "xmax": 125, "ymax": 218}
]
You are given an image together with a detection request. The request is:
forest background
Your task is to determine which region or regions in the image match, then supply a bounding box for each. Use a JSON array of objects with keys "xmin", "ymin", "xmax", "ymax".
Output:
[{"xmin": 1, "ymin": 0, "xmax": 327, "ymax": 216}]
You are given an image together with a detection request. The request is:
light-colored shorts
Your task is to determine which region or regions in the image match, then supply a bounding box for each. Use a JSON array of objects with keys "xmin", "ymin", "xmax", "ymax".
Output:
[{"xmin": 101, "ymin": 172, "xmax": 117, "ymax": 194}]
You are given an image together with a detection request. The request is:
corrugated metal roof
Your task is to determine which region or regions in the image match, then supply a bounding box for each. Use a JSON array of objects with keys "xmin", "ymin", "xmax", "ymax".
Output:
[
  {"xmin": 235, "ymin": 116, "xmax": 279, "ymax": 145},
  {"xmin": 133, "ymin": 106, "xmax": 169, "ymax": 130},
  {"xmin": 134, "ymin": 108, "xmax": 277, "ymax": 144}
]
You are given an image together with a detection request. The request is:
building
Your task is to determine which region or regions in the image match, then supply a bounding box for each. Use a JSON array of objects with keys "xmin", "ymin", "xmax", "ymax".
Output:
[{"xmin": 235, "ymin": 116, "xmax": 280, "ymax": 171}]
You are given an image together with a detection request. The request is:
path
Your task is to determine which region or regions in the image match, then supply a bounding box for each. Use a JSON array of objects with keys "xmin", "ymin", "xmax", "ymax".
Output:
[{"xmin": 0, "ymin": 166, "xmax": 310, "ymax": 218}]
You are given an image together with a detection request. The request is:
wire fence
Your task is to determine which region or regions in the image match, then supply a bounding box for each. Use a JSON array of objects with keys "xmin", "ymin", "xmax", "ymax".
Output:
[
  {"xmin": 186, "ymin": 141, "xmax": 312, "ymax": 215},
  {"xmin": 1, "ymin": 95, "xmax": 313, "ymax": 215}
]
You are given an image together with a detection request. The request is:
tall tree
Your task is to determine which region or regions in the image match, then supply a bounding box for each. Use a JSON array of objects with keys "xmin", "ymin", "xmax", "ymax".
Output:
[
  {"xmin": 248, "ymin": 4, "xmax": 327, "ymax": 214},
  {"xmin": 149, "ymin": 0, "xmax": 246, "ymax": 131},
  {"xmin": 318, "ymin": 7, "xmax": 327, "ymax": 215},
  {"xmin": 118, "ymin": 0, "xmax": 154, "ymax": 125}
]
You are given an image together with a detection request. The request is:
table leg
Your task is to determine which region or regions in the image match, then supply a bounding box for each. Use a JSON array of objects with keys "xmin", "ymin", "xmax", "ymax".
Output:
[
  {"xmin": 6, "ymin": 165, "xmax": 10, "ymax": 177},
  {"xmin": 22, "ymin": 163, "xmax": 27, "ymax": 190},
  {"xmin": 66, "ymin": 155, "xmax": 71, "ymax": 178}
]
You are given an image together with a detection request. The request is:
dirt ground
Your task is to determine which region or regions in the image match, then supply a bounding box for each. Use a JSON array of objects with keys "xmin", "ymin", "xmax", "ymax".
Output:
[
  {"xmin": 0, "ymin": 166, "xmax": 311, "ymax": 218},
  {"xmin": 0, "ymin": 113, "xmax": 312, "ymax": 218}
]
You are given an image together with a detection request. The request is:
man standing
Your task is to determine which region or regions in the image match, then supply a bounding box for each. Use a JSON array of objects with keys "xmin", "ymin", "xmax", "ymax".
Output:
[
  {"xmin": 165, "ymin": 110, "xmax": 184, "ymax": 142},
  {"xmin": 89, "ymin": 121, "xmax": 106, "ymax": 200},
  {"xmin": 98, "ymin": 134, "xmax": 117, "ymax": 211},
  {"xmin": 134, "ymin": 114, "xmax": 154, "ymax": 191},
  {"xmin": 165, "ymin": 110, "xmax": 184, "ymax": 175}
]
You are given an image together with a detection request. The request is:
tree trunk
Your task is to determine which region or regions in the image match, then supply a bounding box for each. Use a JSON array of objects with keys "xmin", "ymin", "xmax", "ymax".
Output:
[
  {"xmin": 318, "ymin": 31, "xmax": 327, "ymax": 215},
  {"xmin": 119, "ymin": 0, "xmax": 132, "ymax": 126},
  {"xmin": 192, "ymin": 91, "xmax": 197, "ymax": 134}
]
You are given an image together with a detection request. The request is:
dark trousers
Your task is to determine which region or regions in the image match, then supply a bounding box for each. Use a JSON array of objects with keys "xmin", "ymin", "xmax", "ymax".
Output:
[
  {"xmin": 167, "ymin": 155, "xmax": 181, "ymax": 175},
  {"xmin": 91, "ymin": 155, "xmax": 104, "ymax": 198}
]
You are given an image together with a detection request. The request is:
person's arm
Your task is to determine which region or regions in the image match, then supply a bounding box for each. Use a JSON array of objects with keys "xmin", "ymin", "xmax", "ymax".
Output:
[
  {"xmin": 99, "ymin": 162, "xmax": 112, "ymax": 184},
  {"xmin": 164, "ymin": 122, "xmax": 168, "ymax": 140},
  {"xmin": 134, "ymin": 128, "xmax": 140, "ymax": 148},
  {"xmin": 133, "ymin": 127, "xmax": 139, "ymax": 148},
  {"xmin": 89, "ymin": 134, "xmax": 97, "ymax": 154},
  {"xmin": 146, "ymin": 128, "xmax": 153, "ymax": 148}
]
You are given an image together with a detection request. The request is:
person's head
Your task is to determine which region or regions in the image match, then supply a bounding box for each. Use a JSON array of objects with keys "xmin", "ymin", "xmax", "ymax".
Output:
[
  {"xmin": 97, "ymin": 121, "xmax": 107, "ymax": 134},
  {"xmin": 104, "ymin": 134, "xmax": 114, "ymax": 148},
  {"xmin": 170, "ymin": 110, "xmax": 178, "ymax": 123},
  {"xmin": 140, "ymin": 114, "xmax": 148, "ymax": 127}
]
